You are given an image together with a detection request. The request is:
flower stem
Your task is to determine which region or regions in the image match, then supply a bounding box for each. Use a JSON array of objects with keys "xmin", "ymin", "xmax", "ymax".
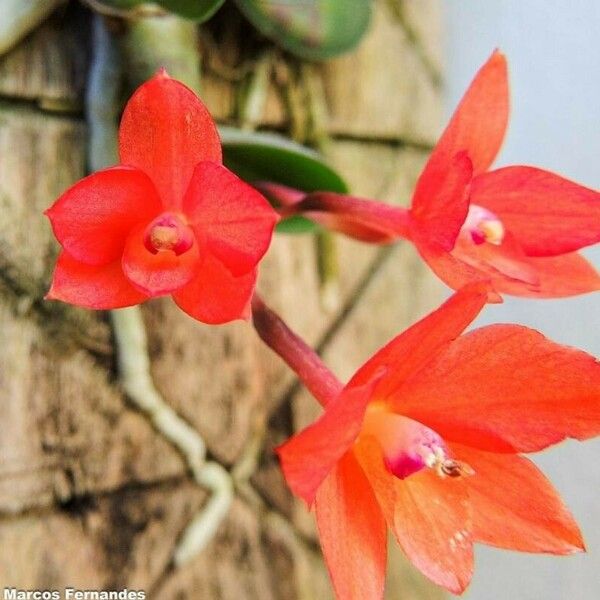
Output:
[{"xmin": 251, "ymin": 294, "xmax": 343, "ymax": 407}]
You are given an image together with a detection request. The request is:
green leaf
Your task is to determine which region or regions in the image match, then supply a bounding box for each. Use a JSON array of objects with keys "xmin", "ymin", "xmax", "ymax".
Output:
[
  {"xmin": 233, "ymin": 0, "xmax": 372, "ymax": 61},
  {"xmin": 219, "ymin": 127, "xmax": 348, "ymax": 234},
  {"xmin": 98, "ymin": 0, "xmax": 225, "ymax": 22},
  {"xmin": 157, "ymin": 0, "xmax": 225, "ymax": 21},
  {"xmin": 275, "ymin": 215, "xmax": 319, "ymax": 234},
  {"xmin": 95, "ymin": 0, "xmax": 142, "ymax": 7},
  {"xmin": 219, "ymin": 127, "xmax": 347, "ymax": 192}
]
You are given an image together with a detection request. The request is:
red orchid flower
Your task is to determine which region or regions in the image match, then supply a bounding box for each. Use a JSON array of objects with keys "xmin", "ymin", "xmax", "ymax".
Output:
[
  {"xmin": 261, "ymin": 51, "xmax": 600, "ymax": 301},
  {"xmin": 45, "ymin": 71, "xmax": 278, "ymax": 324},
  {"xmin": 277, "ymin": 284, "xmax": 600, "ymax": 598}
]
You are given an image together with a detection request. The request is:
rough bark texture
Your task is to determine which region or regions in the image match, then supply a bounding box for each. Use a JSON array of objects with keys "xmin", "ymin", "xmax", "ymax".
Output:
[{"xmin": 0, "ymin": 1, "xmax": 446, "ymax": 598}]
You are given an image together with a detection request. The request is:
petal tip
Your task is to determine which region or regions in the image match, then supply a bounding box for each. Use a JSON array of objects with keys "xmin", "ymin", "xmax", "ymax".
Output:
[
  {"xmin": 487, "ymin": 288, "xmax": 504, "ymax": 303},
  {"xmin": 486, "ymin": 49, "xmax": 508, "ymax": 75},
  {"xmin": 490, "ymin": 48, "xmax": 506, "ymax": 61},
  {"xmin": 460, "ymin": 279, "xmax": 501, "ymax": 303},
  {"xmin": 44, "ymin": 203, "xmax": 59, "ymax": 224},
  {"xmin": 570, "ymin": 533, "xmax": 586, "ymax": 554}
]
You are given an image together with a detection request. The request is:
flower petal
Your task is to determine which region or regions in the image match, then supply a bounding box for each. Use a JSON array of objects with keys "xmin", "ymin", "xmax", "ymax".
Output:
[
  {"xmin": 393, "ymin": 469, "xmax": 473, "ymax": 594},
  {"xmin": 119, "ymin": 71, "xmax": 222, "ymax": 210},
  {"xmin": 122, "ymin": 226, "xmax": 201, "ymax": 296},
  {"xmin": 415, "ymin": 244, "xmax": 503, "ymax": 302},
  {"xmin": 276, "ymin": 379, "xmax": 380, "ymax": 506},
  {"xmin": 453, "ymin": 231, "xmax": 541, "ymax": 287},
  {"xmin": 348, "ymin": 283, "xmax": 488, "ymax": 396},
  {"xmin": 410, "ymin": 151, "xmax": 473, "ymax": 252},
  {"xmin": 182, "ymin": 161, "xmax": 278, "ymax": 276},
  {"xmin": 172, "ymin": 253, "xmax": 256, "ymax": 324},
  {"xmin": 45, "ymin": 167, "xmax": 162, "ymax": 266},
  {"xmin": 47, "ymin": 251, "xmax": 147, "ymax": 309},
  {"xmin": 315, "ymin": 451, "xmax": 387, "ymax": 600},
  {"xmin": 450, "ymin": 444, "xmax": 584, "ymax": 554},
  {"xmin": 416, "ymin": 237, "xmax": 600, "ymax": 300},
  {"xmin": 472, "ymin": 166, "xmax": 600, "ymax": 256},
  {"xmin": 427, "ymin": 50, "xmax": 508, "ymax": 177},
  {"xmin": 396, "ymin": 324, "xmax": 600, "ymax": 453},
  {"xmin": 493, "ymin": 252, "xmax": 600, "ymax": 298},
  {"xmin": 355, "ymin": 437, "xmax": 473, "ymax": 594},
  {"xmin": 410, "ymin": 50, "xmax": 508, "ymax": 251}
]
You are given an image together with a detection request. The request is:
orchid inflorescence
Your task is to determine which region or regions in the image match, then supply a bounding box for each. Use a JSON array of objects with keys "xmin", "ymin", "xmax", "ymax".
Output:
[{"xmin": 45, "ymin": 52, "xmax": 600, "ymax": 599}]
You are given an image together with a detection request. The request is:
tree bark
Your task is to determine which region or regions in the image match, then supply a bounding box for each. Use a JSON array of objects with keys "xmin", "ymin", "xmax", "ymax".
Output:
[{"xmin": 0, "ymin": 1, "xmax": 445, "ymax": 598}]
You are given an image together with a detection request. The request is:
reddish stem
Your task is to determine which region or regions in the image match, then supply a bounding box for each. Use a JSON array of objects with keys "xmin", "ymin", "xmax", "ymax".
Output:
[
  {"xmin": 297, "ymin": 192, "xmax": 413, "ymax": 241},
  {"xmin": 251, "ymin": 294, "xmax": 343, "ymax": 407},
  {"xmin": 254, "ymin": 181, "xmax": 306, "ymax": 207},
  {"xmin": 255, "ymin": 181, "xmax": 413, "ymax": 243}
]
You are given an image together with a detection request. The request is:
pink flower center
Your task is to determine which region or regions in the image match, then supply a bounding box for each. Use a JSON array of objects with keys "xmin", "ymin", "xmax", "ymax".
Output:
[
  {"xmin": 461, "ymin": 204, "xmax": 505, "ymax": 246},
  {"xmin": 362, "ymin": 405, "xmax": 474, "ymax": 480},
  {"xmin": 143, "ymin": 213, "xmax": 195, "ymax": 256}
]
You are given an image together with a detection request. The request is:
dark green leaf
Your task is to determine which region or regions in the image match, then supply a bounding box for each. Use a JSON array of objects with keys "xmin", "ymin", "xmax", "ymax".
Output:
[
  {"xmin": 157, "ymin": 0, "xmax": 225, "ymax": 21},
  {"xmin": 96, "ymin": 0, "xmax": 143, "ymax": 7},
  {"xmin": 233, "ymin": 0, "xmax": 372, "ymax": 61},
  {"xmin": 98, "ymin": 0, "xmax": 224, "ymax": 22},
  {"xmin": 219, "ymin": 127, "xmax": 347, "ymax": 234},
  {"xmin": 219, "ymin": 127, "xmax": 347, "ymax": 192},
  {"xmin": 275, "ymin": 215, "xmax": 321, "ymax": 233}
]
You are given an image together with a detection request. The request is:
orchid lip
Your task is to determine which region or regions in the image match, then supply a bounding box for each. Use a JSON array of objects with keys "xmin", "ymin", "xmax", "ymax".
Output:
[
  {"xmin": 362, "ymin": 405, "xmax": 474, "ymax": 481},
  {"xmin": 461, "ymin": 204, "xmax": 505, "ymax": 246},
  {"xmin": 143, "ymin": 212, "xmax": 195, "ymax": 255}
]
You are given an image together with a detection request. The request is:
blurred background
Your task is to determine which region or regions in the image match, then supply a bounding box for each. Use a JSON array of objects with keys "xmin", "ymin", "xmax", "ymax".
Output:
[{"xmin": 446, "ymin": 1, "xmax": 600, "ymax": 598}]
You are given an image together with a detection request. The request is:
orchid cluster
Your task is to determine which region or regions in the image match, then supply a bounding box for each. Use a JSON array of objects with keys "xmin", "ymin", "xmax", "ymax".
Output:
[{"xmin": 45, "ymin": 52, "xmax": 600, "ymax": 599}]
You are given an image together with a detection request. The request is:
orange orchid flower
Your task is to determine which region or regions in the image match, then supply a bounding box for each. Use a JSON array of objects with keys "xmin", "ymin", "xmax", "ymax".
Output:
[
  {"xmin": 45, "ymin": 72, "xmax": 278, "ymax": 324},
  {"xmin": 408, "ymin": 50, "xmax": 600, "ymax": 299},
  {"xmin": 262, "ymin": 51, "xmax": 600, "ymax": 301},
  {"xmin": 275, "ymin": 284, "xmax": 600, "ymax": 597}
]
